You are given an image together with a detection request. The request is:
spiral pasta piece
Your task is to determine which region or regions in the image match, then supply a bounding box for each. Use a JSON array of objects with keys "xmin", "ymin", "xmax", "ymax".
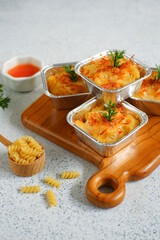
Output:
[
  {"xmin": 18, "ymin": 139, "xmax": 28, "ymax": 147},
  {"xmin": 28, "ymin": 136, "xmax": 43, "ymax": 151},
  {"xmin": 8, "ymin": 136, "xmax": 44, "ymax": 165},
  {"xmin": 21, "ymin": 146, "xmax": 40, "ymax": 157},
  {"xmin": 19, "ymin": 152, "xmax": 36, "ymax": 163},
  {"xmin": 8, "ymin": 145, "xmax": 19, "ymax": 154},
  {"xmin": 61, "ymin": 171, "xmax": 80, "ymax": 179},
  {"xmin": 45, "ymin": 176, "xmax": 61, "ymax": 188},
  {"xmin": 46, "ymin": 190, "xmax": 57, "ymax": 206},
  {"xmin": 9, "ymin": 151, "xmax": 19, "ymax": 161},
  {"xmin": 21, "ymin": 136, "xmax": 30, "ymax": 142},
  {"xmin": 21, "ymin": 186, "xmax": 40, "ymax": 193},
  {"xmin": 16, "ymin": 158, "xmax": 30, "ymax": 165}
]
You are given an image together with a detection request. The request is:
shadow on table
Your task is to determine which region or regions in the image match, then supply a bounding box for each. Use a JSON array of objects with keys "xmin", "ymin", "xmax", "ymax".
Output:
[{"xmin": 70, "ymin": 164, "xmax": 98, "ymax": 209}]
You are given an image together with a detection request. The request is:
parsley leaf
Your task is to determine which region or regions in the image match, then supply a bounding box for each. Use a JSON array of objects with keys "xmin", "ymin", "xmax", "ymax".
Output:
[
  {"xmin": 0, "ymin": 84, "xmax": 10, "ymax": 110},
  {"xmin": 64, "ymin": 65, "xmax": 78, "ymax": 82},
  {"xmin": 101, "ymin": 100, "xmax": 117, "ymax": 122},
  {"xmin": 109, "ymin": 50, "xmax": 126, "ymax": 68},
  {"xmin": 153, "ymin": 64, "xmax": 160, "ymax": 82}
]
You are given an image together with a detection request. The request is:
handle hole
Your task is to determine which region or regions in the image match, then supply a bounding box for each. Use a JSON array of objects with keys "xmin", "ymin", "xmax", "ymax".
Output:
[
  {"xmin": 98, "ymin": 185, "xmax": 114, "ymax": 193},
  {"xmin": 98, "ymin": 179, "xmax": 118, "ymax": 194}
]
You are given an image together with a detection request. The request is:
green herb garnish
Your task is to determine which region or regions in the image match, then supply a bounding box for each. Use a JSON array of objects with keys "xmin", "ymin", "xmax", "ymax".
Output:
[
  {"xmin": 109, "ymin": 50, "xmax": 126, "ymax": 68},
  {"xmin": 153, "ymin": 64, "xmax": 160, "ymax": 82},
  {"xmin": 101, "ymin": 100, "xmax": 117, "ymax": 122},
  {"xmin": 0, "ymin": 84, "xmax": 10, "ymax": 110},
  {"xmin": 64, "ymin": 65, "xmax": 78, "ymax": 82}
]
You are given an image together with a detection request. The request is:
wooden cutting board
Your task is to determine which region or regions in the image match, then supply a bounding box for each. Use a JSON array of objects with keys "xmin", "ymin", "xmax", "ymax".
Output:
[{"xmin": 21, "ymin": 94, "xmax": 160, "ymax": 208}]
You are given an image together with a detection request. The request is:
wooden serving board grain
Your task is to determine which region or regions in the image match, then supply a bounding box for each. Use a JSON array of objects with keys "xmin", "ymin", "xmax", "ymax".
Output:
[{"xmin": 21, "ymin": 94, "xmax": 160, "ymax": 208}]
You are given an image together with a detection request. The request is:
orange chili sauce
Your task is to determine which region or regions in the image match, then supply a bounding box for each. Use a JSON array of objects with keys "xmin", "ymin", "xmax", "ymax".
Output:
[{"xmin": 8, "ymin": 64, "xmax": 40, "ymax": 78}]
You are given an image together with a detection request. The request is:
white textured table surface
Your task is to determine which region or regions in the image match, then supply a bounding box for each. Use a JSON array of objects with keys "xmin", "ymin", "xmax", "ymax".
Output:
[{"xmin": 0, "ymin": 0, "xmax": 160, "ymax": 239}]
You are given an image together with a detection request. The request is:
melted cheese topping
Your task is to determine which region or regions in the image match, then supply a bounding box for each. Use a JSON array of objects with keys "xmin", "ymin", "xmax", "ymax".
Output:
[
  {"xmin": 134, "ymin": 71, "xmax": 160, "ymax": 101},
  {"xmin": 74, "ymin": 100, "xmax": 140, "ymax": 144},
  {"xmin": 47, "ymin": 66, "xmax": 87, "ymax": 96},
  {"xmin": 80, "ymin": 56, "xmax": 141, "ymax": 89}
]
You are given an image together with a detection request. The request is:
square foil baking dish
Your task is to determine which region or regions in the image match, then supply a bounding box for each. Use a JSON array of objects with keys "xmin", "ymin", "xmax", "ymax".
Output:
[
  {"xmin": 75, "ymin": 50, "xmax": 151, "ymax": 103},
  {"xmin": 67, "ymin": 95, "xmax": 148, "ymax": 157},
  {"xmin": 128, "ymin": 68, "xmax": 160, "ymax": 116},
  {"xmin": 41, "ymin": 62, "xmax": 91, "ymax": 109}
]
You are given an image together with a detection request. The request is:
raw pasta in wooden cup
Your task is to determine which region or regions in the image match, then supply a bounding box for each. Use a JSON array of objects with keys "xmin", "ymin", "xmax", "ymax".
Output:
[{"xmin": 0, "ymin": 134, "xmax": 45, "ymax": 177}]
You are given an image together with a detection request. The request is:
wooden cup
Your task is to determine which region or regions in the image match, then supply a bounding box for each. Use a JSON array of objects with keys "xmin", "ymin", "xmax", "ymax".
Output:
[{"xmin": 0, "ymin": 134, "xmax": 45, "ymax": 177}]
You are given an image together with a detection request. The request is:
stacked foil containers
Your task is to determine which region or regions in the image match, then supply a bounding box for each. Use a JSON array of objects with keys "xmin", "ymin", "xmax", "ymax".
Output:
[{"xmin": 41, "ymin": 50, "xmax": 157, "ymax": 157}]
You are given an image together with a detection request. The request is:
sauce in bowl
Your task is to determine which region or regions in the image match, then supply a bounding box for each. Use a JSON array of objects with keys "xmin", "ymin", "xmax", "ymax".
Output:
[{"xmin": 8, "ymin": 64, "xmax": 40, "ymax": 78}]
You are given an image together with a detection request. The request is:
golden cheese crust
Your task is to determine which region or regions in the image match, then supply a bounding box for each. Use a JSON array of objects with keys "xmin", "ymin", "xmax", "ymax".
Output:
[
  {"xmin": 134, "ymin": 71, "xmax": 160, "ymax": 101},
  {"xmin": 80, "ymin": 56, "xmax": 141, "ymax": 90},
  {"xmin": 47, "ymin": 66, "xmax": 87, "ymax": 96},
  {"xmin": 74, "ymin": 100, "xmax": 140, "ymax": 144}
]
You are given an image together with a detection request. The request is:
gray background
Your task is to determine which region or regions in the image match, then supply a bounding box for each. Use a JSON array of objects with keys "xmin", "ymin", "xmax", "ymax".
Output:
[{"xmin": 0, "ymin": 0, "xmax": 160, "ymax": 239}]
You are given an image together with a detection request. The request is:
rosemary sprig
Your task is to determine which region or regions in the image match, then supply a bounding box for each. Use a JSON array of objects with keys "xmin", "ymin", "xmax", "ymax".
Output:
[
  {"xmin": 64, "ymin": 65, "xmax": 78, "ymax": 82},
  {"xmin": 109, "ymin": 50, "xmax": 126, "ymax": 68},
  {"xmin": 101, "ymin": 100, "xmax": 117, "ymax": 122},
  {"xmin": 153, "ymin": 64, "xmax": 160, "ymax": 82},
  {"xmin": 0, "ymin": 84, "xmax": 10, "ymax": 110}
]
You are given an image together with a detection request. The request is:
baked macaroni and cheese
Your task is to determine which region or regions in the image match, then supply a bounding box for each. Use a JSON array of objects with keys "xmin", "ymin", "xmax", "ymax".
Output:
[
  {"xmin": 47, "ymin": 65, "xmax": 87, "ymax": 96},
  {"xmin": 74, "ymin": 99, "xmax": 141, "ymax": 144},
  {"xmin": 80, "ymin": 50, "xmax": 142, "ymax": 90},
  {"xmin": 133, "ymin": 67, "xmax": 160, "ymax": 101}
]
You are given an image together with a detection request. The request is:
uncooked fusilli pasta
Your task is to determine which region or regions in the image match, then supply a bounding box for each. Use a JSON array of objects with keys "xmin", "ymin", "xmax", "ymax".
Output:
[
  {"xmin": 8, "ymin": 136, "xmax": 44, "ymax": 165},
  {"xmin": 45, "ymin": 176, "xmax": 61, "ymax": 188},
  {"xmin": 61, "ymin": 171, "xmax": 80, "ymax": 179},
  {"xmin": 46, "ymin": 190, "xmax": 57, "ymax": 206},
  {"xmin": 21, "ymin": 186, "xmax": 40, "ymax": 193}
]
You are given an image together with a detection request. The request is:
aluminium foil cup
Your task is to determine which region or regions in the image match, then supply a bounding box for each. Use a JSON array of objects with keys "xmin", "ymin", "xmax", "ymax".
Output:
[
  {"xmin": 75, "ymin": 50, "xmax": 151, "ymax": 103},
  {"xmin": 67, "ymin": 95, "xmax": 148, "ymax": 157},
  {"xmin": 41, "ymin": 62, "xmax": 91, "ymax": 110},
  {"xmin": 129, "ymin": 68, "xmax": 160, "ymax": 116}
]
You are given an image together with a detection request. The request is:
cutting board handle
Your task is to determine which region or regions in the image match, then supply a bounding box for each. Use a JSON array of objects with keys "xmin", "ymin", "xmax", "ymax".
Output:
[
  {"xmin": 0, "ymin": 134, "xmax": 12, "ymax": 147},
  {"xmin": 85, "ymin": 169, "xmax": 126, "ymax": 208}
]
